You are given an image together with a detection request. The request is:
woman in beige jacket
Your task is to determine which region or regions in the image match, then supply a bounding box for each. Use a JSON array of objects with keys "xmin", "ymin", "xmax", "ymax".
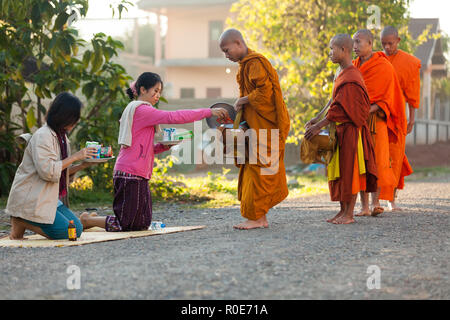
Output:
[{"xmin": 6, "ymin": 92, "xmax": 98, "ymax": 240}]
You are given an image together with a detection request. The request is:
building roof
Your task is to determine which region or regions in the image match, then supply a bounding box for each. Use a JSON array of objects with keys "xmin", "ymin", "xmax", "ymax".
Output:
[
  {"xmin": 408, "ymin": 18, "xmax": 444, "ymax": 68},
  {"xmin": 138, "ymin": 0, "xmax": 236, "ymax": 10}
]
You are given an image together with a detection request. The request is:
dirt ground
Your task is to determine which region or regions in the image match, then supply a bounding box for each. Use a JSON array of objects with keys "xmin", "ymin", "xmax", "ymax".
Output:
[{"xmin": 406, "ymin": 141, "xmax": 450, "ymax": 168}]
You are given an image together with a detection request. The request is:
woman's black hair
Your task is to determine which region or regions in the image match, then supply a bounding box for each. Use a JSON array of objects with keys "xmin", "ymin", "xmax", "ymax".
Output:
[
  {"xmin": 126, "ymin": 72, "xmax": 163, "ymax": 101},
  {"xmin": 46, "ymin": 92, "xmax": 82, "ymax": 132}
]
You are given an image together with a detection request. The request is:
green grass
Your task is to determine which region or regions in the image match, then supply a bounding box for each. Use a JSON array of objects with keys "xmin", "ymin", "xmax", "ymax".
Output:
[
  {"xmin": 3, "ymin": 166, "xmax": 447, "ymax": 211},
  {"xmin": 69, "ymin": 189, "xmax": 114, "ymax": 211},
  {"xmin": 405, "ymin": 166, "xmax": 450, "ymax": 181},
  {"xmin": 0, "ymin": 172, "xmax": 328, "ymax": 210}
]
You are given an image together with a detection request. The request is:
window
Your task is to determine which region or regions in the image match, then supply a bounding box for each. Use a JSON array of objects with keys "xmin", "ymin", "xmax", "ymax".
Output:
[
  {"xmin": 209, "ymin": 21, "xmax": 224, "ymax": 58},
  {"xmin": 206, "ymin": 88, "xmax": 221, "ymax": 99},
  {"xmin": 180, "ymin": 88, "xmax": 195, "ymax": 99}
]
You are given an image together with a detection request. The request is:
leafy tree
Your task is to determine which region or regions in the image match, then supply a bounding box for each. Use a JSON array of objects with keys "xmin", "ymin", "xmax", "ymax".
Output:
[
  {"xmin": 228, "ymin": 0, "xmax": 418, "ymax": 143},
  {"xmin": 0, "ymin": 0, "xmax": 132, "ymax": 196}
]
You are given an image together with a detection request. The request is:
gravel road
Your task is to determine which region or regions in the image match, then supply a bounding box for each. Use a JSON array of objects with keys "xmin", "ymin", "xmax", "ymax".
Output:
[{"xmin": 0, "ymin": 173, "xmax": 449, "ymax": 300}]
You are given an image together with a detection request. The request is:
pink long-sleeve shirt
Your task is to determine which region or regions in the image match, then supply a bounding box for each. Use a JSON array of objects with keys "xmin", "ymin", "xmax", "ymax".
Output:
[{"xmin": 114, "ymin": 104, "xmax": 212, "ymax": 179}]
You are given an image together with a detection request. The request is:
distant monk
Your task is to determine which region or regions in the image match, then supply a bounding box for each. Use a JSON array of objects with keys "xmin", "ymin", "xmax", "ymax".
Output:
[
  {"xmin": 381, "ymin": 26, "xmax": 419, "ymax": 211},
  {"xmin": 352, "ymin": 29, "xmax": 403, "ymax": 216},
  {"xmin": 305, "ymin": 34, "xmax": 377, "ymax": 224},
  {"xmin": 219, "ymin": 28, "xmax": 290, "ymax": 230}
]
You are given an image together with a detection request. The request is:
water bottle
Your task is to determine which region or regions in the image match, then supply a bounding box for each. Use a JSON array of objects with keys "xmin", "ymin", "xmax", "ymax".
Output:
[{"xmin": 150, "ymin": 221, "xmax": 166, "ymax": 230}]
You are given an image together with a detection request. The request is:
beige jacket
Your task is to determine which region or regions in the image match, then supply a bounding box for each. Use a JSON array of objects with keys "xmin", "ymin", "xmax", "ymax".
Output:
[{"xmin": 6, "ymin": 124, "xmax": 70, "ymax": 224}]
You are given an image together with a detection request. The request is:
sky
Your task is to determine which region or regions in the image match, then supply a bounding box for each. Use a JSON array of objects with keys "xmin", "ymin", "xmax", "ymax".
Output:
[
  {"xmin": 73, "ymin": 0, "xmax": 450, "ymax": 40},
  {"xmin": 409, "ymin": 0, "xmax": 450, "ymax": 36}
]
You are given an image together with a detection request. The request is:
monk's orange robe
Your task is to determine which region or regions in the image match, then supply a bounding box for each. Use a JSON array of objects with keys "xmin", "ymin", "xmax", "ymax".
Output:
[
  {"xmin": 326, "ymin": 65, "xmax": 378, "ymax": 202},
  {"xmin": 386, "ymin": 49, "xmax": 421, "ymax": 189},
  {"xmin": 353, "ymin": 52, "xmax": 403, "ymax": 201},
  {"xmin": 236, "ymin": 49, "xmax": 290, "ymax": 220}
]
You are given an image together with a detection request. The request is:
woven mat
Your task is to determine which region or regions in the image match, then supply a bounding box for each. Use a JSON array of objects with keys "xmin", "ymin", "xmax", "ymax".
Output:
[{"xmin": 0, "ymin": 225, "xmax": 205, "ymax": 248}]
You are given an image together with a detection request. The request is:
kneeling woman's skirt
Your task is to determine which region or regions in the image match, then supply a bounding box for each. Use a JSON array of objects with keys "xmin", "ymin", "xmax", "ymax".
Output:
[{"xmin": 105, "ymin": 170, "xmax": 152, "ymax": 232}]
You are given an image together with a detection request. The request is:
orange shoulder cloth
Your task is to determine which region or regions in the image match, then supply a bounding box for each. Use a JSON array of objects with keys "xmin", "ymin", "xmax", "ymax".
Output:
[
  {"xmin": 352, "ymin": 51, "xmax": 406, "ymax": 138},
  {"xmin": 238, "ymin": 49, "xmax": 291, "ymax": 142}
]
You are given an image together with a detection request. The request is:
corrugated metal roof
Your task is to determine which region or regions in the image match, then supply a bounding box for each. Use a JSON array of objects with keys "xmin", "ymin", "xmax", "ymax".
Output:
[{"xmin": 408, "ymin": 18, "xmax": 440, "ymax": 68}]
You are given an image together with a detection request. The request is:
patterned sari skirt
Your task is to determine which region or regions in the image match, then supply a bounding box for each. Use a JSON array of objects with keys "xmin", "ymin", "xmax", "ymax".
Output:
[{"xmin": 105, "ymin": 170, "xmax": 152, "ymax": 232}]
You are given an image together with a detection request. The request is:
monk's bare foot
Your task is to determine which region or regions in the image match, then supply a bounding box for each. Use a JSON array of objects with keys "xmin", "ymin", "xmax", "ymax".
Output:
[
  {"xmin": 333, "ymin": 215, "xmax": 356, "ymax": 224},
  {"xmin": 355, "ymin": 210, "xmax": 371, "ymax": 217},
  {"xmin": 389, "ymin": 202, "xmax": 403, "ymax": 212},
  {"xmin": 371, "ymin": 206, "xmax": 384, "ymax": 216},
  {"xmin": 234, "ymin": 216, "xmax": 268, "ymax": 230},
  {"xmin": 327, "ymin": 211, "xmax": 344, "ymax": 223},
  {"xmin": 80, "ymin": 212, "xmax": 98, "ymax": 230}
]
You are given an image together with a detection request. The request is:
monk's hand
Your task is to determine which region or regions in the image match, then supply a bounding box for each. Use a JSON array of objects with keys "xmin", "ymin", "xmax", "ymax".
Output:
[
  {"xmin": 407, "ymin": 120, "xmax": 415, "ymax": 134},
  {"xmin": 369, "ymin": 104, "xmax": 380, "ymax": 113},
  {"xmin": 305, "ymin": 117, "xmax": 319, "ymax": 129},
  {"xmin": 233, "ymin": 97, "xmax": 247, "ymax": 112},
  {"xmin": 211, "ymin": 108, "xmax": 229, "ymax": 121},
  {"xmin": 304, "ymin": 124, "xmax": 321, "ymax": 141}
]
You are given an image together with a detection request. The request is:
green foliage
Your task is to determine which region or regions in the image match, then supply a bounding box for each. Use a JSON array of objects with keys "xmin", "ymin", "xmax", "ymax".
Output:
[
  {"xmin": 150, "ymin": 156, "xmax": 210, "ymax": 202},
  {"xmin": 206, "ymin": 168, "xmax": 236, "ymax": 195},
  {"xmin": 0, "ymin": 0, "xmax": 133, "ymax": 196},
  {"xmin": 228, "ymin": 0, "xmax": 421, "ymax": 144}
]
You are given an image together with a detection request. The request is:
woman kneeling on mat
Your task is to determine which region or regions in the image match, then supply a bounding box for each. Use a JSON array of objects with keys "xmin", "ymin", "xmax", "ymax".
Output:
[
  {"xmin": 80, "ymin": 72, "xmax": 228, "ymax": 232},
  {"xmin": 6, "ymin": 92, "xmax": 98, "ymax": 240}
]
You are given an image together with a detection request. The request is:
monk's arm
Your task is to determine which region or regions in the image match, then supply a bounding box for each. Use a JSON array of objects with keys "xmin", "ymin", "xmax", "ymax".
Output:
[
  {"xmin": 305, "ymin": 98, "xmax": 332, "ymax": 128},
  {"xmin": 245, "ymin": 60, "xmax": 273, "ymax": 112},
  {"xmin": 304, "ymin": 118, "xmax": 330, "ymax": 140},
  {"xmin": 407, "ymin": 105, "xmax": 416, "ymax": 134}
]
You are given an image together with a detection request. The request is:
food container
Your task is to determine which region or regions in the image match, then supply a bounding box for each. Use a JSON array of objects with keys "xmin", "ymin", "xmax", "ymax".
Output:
[
  {"xmin": 86, "ymin": 141, "xmax": 101, "ymax": 159},
  {"xmin": 163, "ymin": 128, "xmax": 176, "ymax": 141},
  {"xmin": 173, "ymin": 130, "xmax": 193, "ymax": 141}
]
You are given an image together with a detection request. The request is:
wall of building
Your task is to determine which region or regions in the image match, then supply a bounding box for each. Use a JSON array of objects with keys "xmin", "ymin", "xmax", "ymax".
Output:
[
  {"xmin": 165, "ymin": 5, "xmax": 231, "ymax": 60},
  {"xmin": 165, "ymin": 66, "xmax": 239, "ymax": 99}
]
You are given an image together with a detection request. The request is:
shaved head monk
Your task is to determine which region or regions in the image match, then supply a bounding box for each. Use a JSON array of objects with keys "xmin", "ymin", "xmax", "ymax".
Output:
[
  {"xmin": 352, "ymin": 29, "xmax": 404, "ymax": 217},
  {"xmin": 381, "ymin": 26, "xmax": 420, "ymax": 211},
  {"xmin": 305, "ymin": 34, "xmax": 377, "ymax": 224},
  {"xmin": 219, "ymin": 28, "xmax": 290, "ymax": 229}
]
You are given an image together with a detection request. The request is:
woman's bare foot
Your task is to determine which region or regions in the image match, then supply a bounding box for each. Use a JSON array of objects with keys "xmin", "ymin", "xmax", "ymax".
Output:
[
  {"xmin": 233, "ymin": 216, "xmax": 268, "ymax": 230},
  {"xmin": 80, "ymin": 212, "xmax": 98, "ymax": 230},
  {"xmin": 9, "ymin": 216, "xmax": 26, "ymax": 240}
]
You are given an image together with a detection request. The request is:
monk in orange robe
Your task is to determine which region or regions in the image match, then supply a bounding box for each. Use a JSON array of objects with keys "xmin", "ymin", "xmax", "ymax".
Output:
[
  {"xmin": 352, "ymin": 29, "xmax": 403, "ymax": 216},
  {"xmin": 381, "ymin": 26, "xmax": 420, "ymax": 211},
  {"xmin": 305, "ymin": 34, "xmax": 377, "ymax": 224},
  {"xmin": 219, "ymin": 29, "xmax": 290, "ymax": 229}
]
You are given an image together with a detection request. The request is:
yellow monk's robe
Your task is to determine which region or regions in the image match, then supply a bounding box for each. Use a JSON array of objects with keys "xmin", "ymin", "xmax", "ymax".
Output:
[
  {"xmin": 236, "ymin": 49, "xmax": 291, "ymax": 220},
  {"xmin": 353, "ymin": 52, "xmax": 402, "ymax": 201},
  {"xmin": 386, "ymin": 49, "xmax": 420, "ymax": 190}
]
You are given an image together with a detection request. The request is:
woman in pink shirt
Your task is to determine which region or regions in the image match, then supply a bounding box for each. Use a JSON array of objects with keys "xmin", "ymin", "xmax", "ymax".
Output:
[{"xmin": 81, "ymin": 72, "xmax": 227, "ymax": 231}]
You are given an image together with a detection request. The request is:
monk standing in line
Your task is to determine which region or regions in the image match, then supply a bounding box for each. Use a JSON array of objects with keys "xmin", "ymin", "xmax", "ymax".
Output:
[
  {"xmin": 352, "ymin": 29, "xmax": 403, "ymax": 216},
  {"xmin": 305, "ymin": 34, "xmax": 377, "ymax": 224},
  {"xmin": 219, "ymin": 29, "xmax": 290, "ymax": 230},
  {"xmin": 381, "ymin": 26, "xmax": 420, "ymax": 211}
]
